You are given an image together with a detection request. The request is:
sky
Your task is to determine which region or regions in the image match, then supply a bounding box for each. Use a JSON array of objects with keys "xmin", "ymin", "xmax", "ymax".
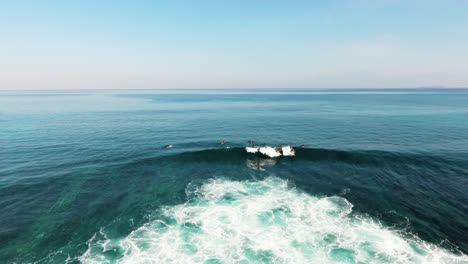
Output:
[{"xmin": 1, "ymin": 0, "xmax": 467, "ymax": 89}]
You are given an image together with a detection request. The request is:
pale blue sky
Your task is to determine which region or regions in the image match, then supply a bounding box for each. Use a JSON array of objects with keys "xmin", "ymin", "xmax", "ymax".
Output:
[{"xmin": 1, "ymin": 0, "xmax": 467, "ymax": 89}]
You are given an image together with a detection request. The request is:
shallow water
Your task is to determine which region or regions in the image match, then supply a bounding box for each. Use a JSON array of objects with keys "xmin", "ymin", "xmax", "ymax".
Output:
[{"xmin": 1, "ymin": 89, "xmax": 467, "ymax": 263}]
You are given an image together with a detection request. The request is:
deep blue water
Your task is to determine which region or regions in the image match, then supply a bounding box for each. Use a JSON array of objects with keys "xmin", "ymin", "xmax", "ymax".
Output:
[{"xmin": 1, "ymin": 89, "xmax": 468, "ymax": 263}]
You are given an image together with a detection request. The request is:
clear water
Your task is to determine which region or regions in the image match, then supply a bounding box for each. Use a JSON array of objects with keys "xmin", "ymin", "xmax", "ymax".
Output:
[{"xmin": 1, "ymin": 89, "xmax": 467, "ymax": 263}]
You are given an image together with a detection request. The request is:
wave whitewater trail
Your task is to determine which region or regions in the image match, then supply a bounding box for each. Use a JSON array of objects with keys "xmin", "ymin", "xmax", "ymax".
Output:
[{"xmin": 79, "ymin": 175, "xmax": 468, "ymax": 264}]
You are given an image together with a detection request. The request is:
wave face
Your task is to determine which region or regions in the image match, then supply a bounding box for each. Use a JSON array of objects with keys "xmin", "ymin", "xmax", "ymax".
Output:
[{"xmin": 80, "ymin": 177, "xmax": 467, "ymax": 264}]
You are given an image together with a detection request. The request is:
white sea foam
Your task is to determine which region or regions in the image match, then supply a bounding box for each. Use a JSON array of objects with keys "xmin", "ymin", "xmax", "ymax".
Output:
[
  {"xmin": 281, "ymin": 146, "xmax": 295, "ymax": 156},
  {"xmin": 80, "ymin": 177, "xmax": 468, "ymax": 264},
  {"xmin": 245, "ymin": 147, "xmax": 259, "ymax": 153},
  {"xmin": 259, "ymin": 147, "xmax": 282, "ymax": 158}
]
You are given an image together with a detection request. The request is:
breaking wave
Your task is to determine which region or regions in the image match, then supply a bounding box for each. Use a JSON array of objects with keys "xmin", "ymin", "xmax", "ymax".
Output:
[{"xmin": 80, "ymin": 177, "xmax": 467, "ymax": 264}]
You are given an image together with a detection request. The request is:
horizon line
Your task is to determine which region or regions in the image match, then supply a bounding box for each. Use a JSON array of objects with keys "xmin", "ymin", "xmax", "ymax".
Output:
[{"xmin": 2, "ymin": 87, "xmax": 468, "ymax": 91}]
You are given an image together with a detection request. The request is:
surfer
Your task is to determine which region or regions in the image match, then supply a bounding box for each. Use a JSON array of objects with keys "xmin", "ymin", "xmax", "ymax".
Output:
[
  {"xmin": 275, "ymin": 147, "xmax": 282, "ymax": 155},
  {"xmin": 245, "ymin": 141, "xmax": 259, "ymax": 153},
  {"xmin": 220, "ymin": 140, "xmax": 226, "ymax": 145}
]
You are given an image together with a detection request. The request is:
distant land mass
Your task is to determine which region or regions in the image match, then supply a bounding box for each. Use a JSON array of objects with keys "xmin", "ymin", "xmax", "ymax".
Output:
[{"xmin": 417, "ymin": 85, "xmax": 446, "ymax": 89}]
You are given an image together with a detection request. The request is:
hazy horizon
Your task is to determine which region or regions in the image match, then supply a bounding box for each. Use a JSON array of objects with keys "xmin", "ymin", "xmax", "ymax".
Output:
[
  {"xmin": 1, "ymin": 1, "xmax": 468, "ymax": 90},
  {"xmin": 2, "ymin": 87, "xmax": 468, "ymax": 92}
]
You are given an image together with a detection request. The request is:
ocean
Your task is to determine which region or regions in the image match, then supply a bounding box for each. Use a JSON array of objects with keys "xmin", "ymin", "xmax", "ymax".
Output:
[{"xmin": 0, "ymin": 89, "xmax": 467, "ymax": 263}]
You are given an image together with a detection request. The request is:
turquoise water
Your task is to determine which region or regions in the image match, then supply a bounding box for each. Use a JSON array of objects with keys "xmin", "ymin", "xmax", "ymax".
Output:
[{"xmin": 1, "ymin": 89, "xmax": 468, "ymax": 263}]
